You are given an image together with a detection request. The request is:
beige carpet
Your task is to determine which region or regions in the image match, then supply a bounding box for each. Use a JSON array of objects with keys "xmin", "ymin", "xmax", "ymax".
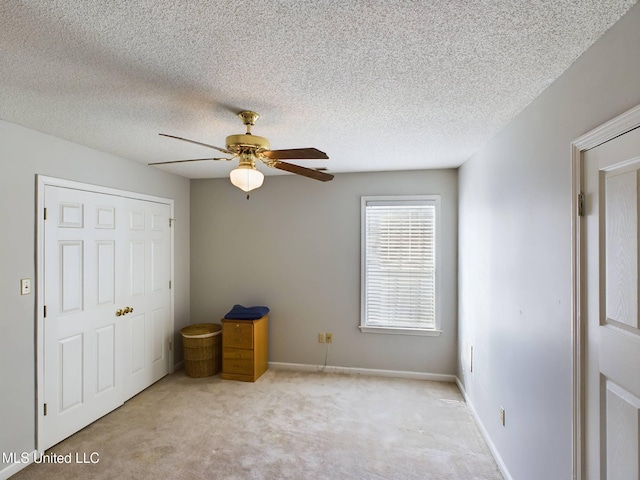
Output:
[{"xmin": 13, "ymin": 369, "xmax": 503, "ymax": 479}]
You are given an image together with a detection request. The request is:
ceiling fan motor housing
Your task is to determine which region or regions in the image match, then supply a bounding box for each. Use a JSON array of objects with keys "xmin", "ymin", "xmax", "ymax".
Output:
[{"xmin": 225, "ymin": 134, "xmax": 270, "ymax": 153}]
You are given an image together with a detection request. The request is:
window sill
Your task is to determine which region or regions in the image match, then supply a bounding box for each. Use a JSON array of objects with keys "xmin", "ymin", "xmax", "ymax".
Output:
[{"xmin": 358, "ymin": 326, "xmax": 442, "ymax": 337}]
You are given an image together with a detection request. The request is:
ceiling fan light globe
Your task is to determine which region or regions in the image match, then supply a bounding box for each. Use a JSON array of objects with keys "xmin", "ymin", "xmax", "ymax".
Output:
[{"xmin": 230, "ymin": 166, "xmax": 264, "ymax": 192}]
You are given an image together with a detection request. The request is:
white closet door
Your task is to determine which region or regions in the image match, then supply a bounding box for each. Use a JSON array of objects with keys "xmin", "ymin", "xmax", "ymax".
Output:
[
  {"xmin": 42, "ymin": 186, "xmax": 124, "ymax": 449},
  {"xmin": 41, "ymin": 185, "xmax": 172, "ymax": 450},
  {"xmin": 121, "ymin": 198, "xmax": 172, "ymax": 400}
]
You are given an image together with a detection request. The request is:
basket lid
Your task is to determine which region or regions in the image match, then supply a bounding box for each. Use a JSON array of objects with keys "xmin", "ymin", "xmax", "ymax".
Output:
[{"xmin": 180, "ymin": 323, "xmax": 222, "ymax": 338}]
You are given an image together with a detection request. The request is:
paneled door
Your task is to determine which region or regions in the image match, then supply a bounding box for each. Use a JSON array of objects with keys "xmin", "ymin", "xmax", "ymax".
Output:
[
  {"xmin": 40, "ymin": 182, "xmax": 172, "ymax": 451},
  {"xmin": 121, "ymin": 197, "xmax": 172, "ymax": 399},
  {"xmin": 583, "ymin": 126, "xmax": 640, "ymax": 479}
]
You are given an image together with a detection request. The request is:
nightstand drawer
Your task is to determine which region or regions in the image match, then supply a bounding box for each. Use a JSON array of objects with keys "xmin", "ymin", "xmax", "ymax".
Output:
[
  {"xmin": 222, "ymin": 348, "xmax": 254, "ymax": 374},
  {"xmin": 222, "ymin": 322, "xmax": 253, "ymax": 349}
]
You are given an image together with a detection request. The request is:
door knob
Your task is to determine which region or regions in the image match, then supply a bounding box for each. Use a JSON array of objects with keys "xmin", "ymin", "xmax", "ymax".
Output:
[
  {"xmin": 116, "ymin": 309, "xmax": 123, "ymax": 317},
  {"xmin": 123, "ymin": 306, "xmax": 133, "ymax": 314}
]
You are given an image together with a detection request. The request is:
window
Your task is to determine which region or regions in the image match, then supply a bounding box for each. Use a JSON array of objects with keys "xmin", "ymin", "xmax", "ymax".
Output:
[{"xmin": 360, "ymin": 195, "xmax": 441, "ymax": 336}]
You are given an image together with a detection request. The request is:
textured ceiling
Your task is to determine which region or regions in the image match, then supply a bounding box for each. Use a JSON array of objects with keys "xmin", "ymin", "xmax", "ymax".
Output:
[{"xmin": 0, "ymin": 1, "xmax": 636, "ymax": 179}]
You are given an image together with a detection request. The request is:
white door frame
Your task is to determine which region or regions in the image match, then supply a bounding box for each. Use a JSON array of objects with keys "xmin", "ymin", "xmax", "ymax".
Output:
[
  {"xmin": 35, "ymin": 175, "xmax": 175, "ymax": 452},
  {"xmin": 571, "ymin": 103, "xmax": 640, "ymax": 480}
]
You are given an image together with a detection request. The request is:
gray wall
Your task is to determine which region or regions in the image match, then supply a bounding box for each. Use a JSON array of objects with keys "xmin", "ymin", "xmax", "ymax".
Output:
[
  {"xmin": 191, "ymin": 169, "xmax": 458, "ymax": 374},
  {"xmin": 457, "ymin": 3, "xmax": 640, "ymax": 480},
  {"xmin": 0, "ymin": 120, "xmax": 190, "ymax": 475}
]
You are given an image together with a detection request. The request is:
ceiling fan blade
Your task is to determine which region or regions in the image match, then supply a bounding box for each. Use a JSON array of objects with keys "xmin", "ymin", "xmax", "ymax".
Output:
[
  {"xmin": 263, "ymin": 148, "xmax": 328, "ymax": 160},
  {"xmin": 148, "ymin": 157, "xmax": 232, "ymax": 165},
  {"xmin": 159, "ymin": 133, "xmax": 233, "ymax": 155},
  {"xmin": 272, "ymin": 161, "xmax": 334, "ymax": 181}
]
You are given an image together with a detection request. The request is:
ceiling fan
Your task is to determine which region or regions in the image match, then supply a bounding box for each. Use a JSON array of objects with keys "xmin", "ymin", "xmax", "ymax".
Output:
[{"xmin": 149, "ymin": 111, "xmax": 333, "ymax": 193}]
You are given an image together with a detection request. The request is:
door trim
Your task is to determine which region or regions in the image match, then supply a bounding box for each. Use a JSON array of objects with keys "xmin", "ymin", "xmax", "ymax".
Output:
[
  {"xmin": 35, "ymin": 175, "xmax": 175, "ymax": 452},
  {"xmin": 571, "ymin": 103, "xmax": 640, "ymax": 480}
]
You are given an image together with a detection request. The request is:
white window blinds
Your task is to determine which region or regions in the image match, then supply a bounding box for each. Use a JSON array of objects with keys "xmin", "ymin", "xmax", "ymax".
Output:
[{"xmin": 361, "ymin": 197, "xmax": 438, "ymax": 331}]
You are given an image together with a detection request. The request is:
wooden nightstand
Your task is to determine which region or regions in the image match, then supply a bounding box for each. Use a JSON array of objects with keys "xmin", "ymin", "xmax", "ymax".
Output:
[{"xmin": 221, "ymin": 315, "xmax": 268, "ymax": 382}]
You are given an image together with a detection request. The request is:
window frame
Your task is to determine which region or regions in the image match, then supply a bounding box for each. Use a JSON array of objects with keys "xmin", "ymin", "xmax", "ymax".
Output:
[{"xmin": 360, "ymin": 195, "xmax": 442, "ymax": 336}]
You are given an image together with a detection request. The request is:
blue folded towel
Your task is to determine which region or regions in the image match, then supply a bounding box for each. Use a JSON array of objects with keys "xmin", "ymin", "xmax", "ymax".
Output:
[{"xmin": 224, "ymin": 304, "xmax": 270, "ymax": 320}]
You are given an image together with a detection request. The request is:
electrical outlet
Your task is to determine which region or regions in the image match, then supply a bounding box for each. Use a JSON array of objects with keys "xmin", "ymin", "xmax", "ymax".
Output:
[
  {"xmin": 326, "ymin": 333, "xmax": 333, "ymax": 344},
  {"xmin": 500, "ymin": 406, "xmax": 505, "ymax": 426},
  {"xmin": 318, "ymin": 333, "xmax": 326, "ymax": 343},
  {"xmin": 20, "ymin": 278, "xmax": 31, "ymax": 295}
]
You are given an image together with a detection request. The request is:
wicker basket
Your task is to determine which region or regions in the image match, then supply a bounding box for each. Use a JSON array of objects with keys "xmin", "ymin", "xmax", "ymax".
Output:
[{"xmin": 180, "ymin": 323, "xmax": 222, "ymax": 377}]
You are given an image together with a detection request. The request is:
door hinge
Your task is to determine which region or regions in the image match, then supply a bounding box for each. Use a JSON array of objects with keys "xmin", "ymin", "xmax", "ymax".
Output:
[
  {"xmin": 169, "ymin": 340, "xmax": 172, "ymax": 351},
  {"xmin": 577, "ymin": 192, "xmax": 585, "ymax": 217},
  {"xmin": 44, "ymin": 208, "xmax": 47, "ymax": 220},
  {"xmin": 169, "ymin": 280, "xmax": 172, "ymax": 289},
  {"xmin": 44, "ymin": 305, "xmax": 47, "ymax": 318},
  {"xmin": 44, "ymin": 403, "xmax": 47, "ymax": 416},
  {"xmin": 169, "ymin": 218, "xmax": 175, "ymax": 227}
]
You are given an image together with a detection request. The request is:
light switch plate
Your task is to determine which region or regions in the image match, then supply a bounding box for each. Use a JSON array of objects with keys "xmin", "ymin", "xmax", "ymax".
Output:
[{"xmin": 21, "ymin": 278, "xmax": 31, "ymax": 295}]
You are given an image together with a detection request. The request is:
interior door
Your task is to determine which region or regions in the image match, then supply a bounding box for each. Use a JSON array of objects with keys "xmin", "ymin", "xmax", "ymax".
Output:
[
  {"xmin": 122, "ymin": 198, "xmax": 172, "ymax": 399},
  {"xmin": 42, "ymin": 186, "xmax": 124, "ymax": 449},
  {"xmin": 583, "ymin": 126, "xmax": 640, "ymax": 479},
  {"xmin": 41, "ymin": 184, "xmax": 172, "ymax": 450}
]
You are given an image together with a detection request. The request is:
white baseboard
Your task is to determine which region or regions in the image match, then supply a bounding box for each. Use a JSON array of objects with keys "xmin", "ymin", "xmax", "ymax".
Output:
[
  {"xmin": 269, "ymin": 362, "xmax": 457, "ymax": 382},
  {"xmin": 456, "ymin": 378, "xmax": 513, "ymax": 480},
  {"xmin": 0, "ymin": 450, "xmax": 38, "ymax": 480},
  {"xmin": 172, "ymin": 360, "xmax": 184, "ymax": 373}
]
